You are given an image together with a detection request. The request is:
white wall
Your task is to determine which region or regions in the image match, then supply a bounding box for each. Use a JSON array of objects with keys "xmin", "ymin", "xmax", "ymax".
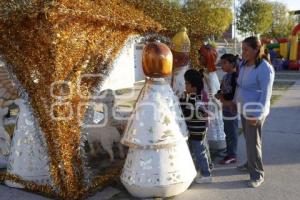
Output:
[
  {"xmin": 134, "ymin": 43, "xmax": 146, "ymax": 82},
  {"xmin": 101, "ymin": 35, "xmax": 171, "ymax": 91},
  {"xmin": 101, "ymin": 38, "xmax": 137, "ymax": 91}
]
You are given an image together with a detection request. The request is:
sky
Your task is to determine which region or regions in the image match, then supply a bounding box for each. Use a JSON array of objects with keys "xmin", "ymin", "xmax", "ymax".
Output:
[{"xmin": 268, "ymin": 0, "xmax": 300, "ymax": 11}]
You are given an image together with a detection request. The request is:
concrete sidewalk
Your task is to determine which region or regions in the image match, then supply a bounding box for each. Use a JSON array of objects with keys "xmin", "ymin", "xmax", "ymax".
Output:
[{"xmin": 173, "ymin": 80, "xmax": 300, "ymax": 200}]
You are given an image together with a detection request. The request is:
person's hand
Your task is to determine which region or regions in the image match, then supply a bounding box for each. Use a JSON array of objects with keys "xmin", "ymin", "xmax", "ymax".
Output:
[
  {"xmin": 221, "ymin": 100, "xmax": 237, "ymax": 114},
  {"xmin": 219, "ymin": 95, "xmax": 225, "ymax": 103},
  {"xmin": 247, "ymin": 117, "xmax": 259, "ymax": 126},
  {"xmin": 179, "ymin": 92, "xmax": 187, "ymax": 102},
  {"xmin": 229, "ymin": 102, "xmax": 237, "ymax": 114},
  {"xmin": 215, "ymin": 93, "xmax": 221, "ymax": 100}
]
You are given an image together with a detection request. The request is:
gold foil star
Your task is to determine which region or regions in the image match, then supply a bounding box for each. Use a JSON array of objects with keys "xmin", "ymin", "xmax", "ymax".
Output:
[
  {"xmin": 148, "ymin": 127, "xmax": 153, "ymax": 134},
  {"xmin": 162, "ymin": 130, "xmax": 174, "ymax": 138},
  {"xmin": 163, "ymin": 116, "xmax": 171, "ymax": 126}
]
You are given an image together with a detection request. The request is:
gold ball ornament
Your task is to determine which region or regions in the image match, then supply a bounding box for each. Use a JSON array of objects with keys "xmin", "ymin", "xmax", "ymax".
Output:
[{"xmin": 142, "ymin": 42, "xmax": 173, "ymax": 78}]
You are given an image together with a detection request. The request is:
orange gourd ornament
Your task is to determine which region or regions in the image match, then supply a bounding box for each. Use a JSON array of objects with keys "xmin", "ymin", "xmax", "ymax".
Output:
[
  {"xmin": 142, "ymin": 42, "xmax": 173, "ymax": 78},
  {"xmin": 199, "ymin": 44, "xmax": 218, "ymax": 72}
]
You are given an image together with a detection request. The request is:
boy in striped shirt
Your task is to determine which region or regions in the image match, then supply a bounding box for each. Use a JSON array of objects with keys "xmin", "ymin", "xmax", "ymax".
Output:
[{"xmin": 180, "ymin": 69, "xmax": 212, "ymax": 184}]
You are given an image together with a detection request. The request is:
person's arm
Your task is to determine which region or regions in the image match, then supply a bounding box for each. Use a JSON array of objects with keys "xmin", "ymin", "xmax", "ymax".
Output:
[
  {"xmin": 179, "ymin": 94, "xmax": 188, "ymax": 118},
  {"xmin": 201, "ymin": 90, "xmax": 209, "ymax": 109},
  {"xmin": 215, "ymin": 90, "xmax": 222, "ymax": 100},
  {"xmin": 200, "ymin": 90, "xmax": 210, "ymax": 124},
  {"xmin": 222, "ymin": 74, "xmax": 237, "ymax": 100},
  {"xmin": 250, "ymin": 63, "xmax": 274, "ymax": 121}
]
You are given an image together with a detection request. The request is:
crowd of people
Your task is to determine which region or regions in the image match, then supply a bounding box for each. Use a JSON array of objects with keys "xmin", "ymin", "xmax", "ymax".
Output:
[{"xmin": 175, "ymin": 36, "xmax": 275, "ymax": 188}]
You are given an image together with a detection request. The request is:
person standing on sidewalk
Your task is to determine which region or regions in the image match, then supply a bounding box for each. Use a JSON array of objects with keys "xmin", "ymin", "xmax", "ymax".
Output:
[
  {"xmin": 235, "ymin": 36, "xmax": 275, "ymax": 188},
  {"xmin": 180, "ymin": 69, "xmax": 212, "ymax": 184},
  {"xmin": 216, "ymin": 54, "xmax": 239, "ymax": 165}
]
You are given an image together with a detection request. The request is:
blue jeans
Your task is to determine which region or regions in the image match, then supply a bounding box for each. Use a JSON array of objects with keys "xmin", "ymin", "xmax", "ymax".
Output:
[
  {"xmin": 223, "ymin": 110, "xmax": 238, "ymax": 157},
  {"xmin": 189, "ymin": 139, "xmax": 211, "ymax": 177}
]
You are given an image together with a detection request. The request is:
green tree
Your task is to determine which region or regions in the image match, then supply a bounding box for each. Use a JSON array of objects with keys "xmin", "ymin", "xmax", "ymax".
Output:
[
  {"xmin": 125, "ymin": 0, "xmax": 233, "ymax": 68},
  {"xmin": 125, "ymin": 0, "xmax": 233, "ymax": 38},
  {"xmin": 237, "ymin": 0, "xmax": 273, "ymax": 35},
  {"xmin": 162, "ymin": 0, "xmax": 183, "ymax": 8},
  {"xmin": 262, "ymin": 2, "xmax": 297, "ymax": 39},
  {"xmin": 183, "ymin": 0, "xmax": 233, "ymax": 37}
]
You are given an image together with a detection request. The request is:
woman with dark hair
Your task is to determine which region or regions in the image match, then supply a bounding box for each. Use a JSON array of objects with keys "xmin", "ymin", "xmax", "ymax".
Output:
[{"xmin": 235, "ymin": 36, "xmax": 274, "ymax": 188}]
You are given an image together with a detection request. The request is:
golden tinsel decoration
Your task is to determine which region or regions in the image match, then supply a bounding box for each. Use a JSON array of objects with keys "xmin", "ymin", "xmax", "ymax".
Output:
[
  {"xmin": 0, "ymin": 173, "xmax": 56, "ymax": 198},
  {"xmin": 0, "ymin": 0, "xmax": 162, "ymax": 199},
  {"xmin": 124, "ymin": 0, "xmax": 232, "ymax": 68},
  {"xmin": 0, "ymin": 0, "xmax": 232, "ymax": 199},
  {"xmin": 0, "ymin": 168, "xmax": 122, "ymax": 200}
]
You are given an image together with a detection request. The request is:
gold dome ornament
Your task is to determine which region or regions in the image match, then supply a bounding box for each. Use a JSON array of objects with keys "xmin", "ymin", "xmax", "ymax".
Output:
[
  {"xmin": 171, "ymin": 27, "xmax": 191, "ymax": 53},
  {"xmin": 142, "ymin": 42, "xmax": 173, "ymax": 78},
  {"xmin": 171, "ymin": 27, "xmax": 190, "ymax": 68}
]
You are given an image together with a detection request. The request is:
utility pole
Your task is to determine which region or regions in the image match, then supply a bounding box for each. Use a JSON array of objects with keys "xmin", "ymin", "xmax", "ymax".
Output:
[{"xmin": 233, "ymin": 0, "xmax": 237, "ymax": 54}]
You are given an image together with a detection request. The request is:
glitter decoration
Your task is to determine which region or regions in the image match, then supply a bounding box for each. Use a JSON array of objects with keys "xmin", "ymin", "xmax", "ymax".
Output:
[{"xmin": 0, "ymin": 0, "xmax": 232, "ymax": 199}]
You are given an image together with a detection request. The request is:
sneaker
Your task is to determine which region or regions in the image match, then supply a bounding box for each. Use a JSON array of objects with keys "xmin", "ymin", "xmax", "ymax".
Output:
[
  {"xmin": 195, "ymin": 171, "xmax": 201, "ymax": 179},
  {"xmin": 236, "ymin": 163, "xmax": 248, "ymax": 172},
  {"xmin": 195, "ymin": 176, "xmax": 212, "ymax": 184},
  {"xmin": 248, "ymin": 178, "xmax": 264, "ymax": 188},
  {"xmin": 219, "ymin": 156, "xmax": 237, "ymax": 165}
]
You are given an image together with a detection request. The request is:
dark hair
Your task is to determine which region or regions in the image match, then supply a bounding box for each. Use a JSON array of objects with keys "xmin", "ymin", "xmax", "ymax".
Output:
[
  {"xmin": 243, "ymin": 36, "xmax": 271, "ymax": 67},
  {"xmin": 184, "ymin": 69, "xmax": 204, "ymax": 94},
  {"xmin": 220, "ymin": 53, "xmax": 239, "ymax": 68}
]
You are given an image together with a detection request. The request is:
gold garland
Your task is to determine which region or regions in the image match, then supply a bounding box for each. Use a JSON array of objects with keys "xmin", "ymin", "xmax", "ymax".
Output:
[
  {"xmin": 0, "ymin": 1, "xmax": 156, "ymax": 198},
  {"xmin": 0, "ymin": 167, "xmax": 122, "ymax": 199},
  {"xmin": 0, "ymin": 0, "xmax": 232, "ymax": 199},
  {"xmin": 0, "ymin": 172, "xmax": 57, "ymax": 198},
  {"xmin": 80, "ymin": 167, "xmax": 123, "ymax": 199}
]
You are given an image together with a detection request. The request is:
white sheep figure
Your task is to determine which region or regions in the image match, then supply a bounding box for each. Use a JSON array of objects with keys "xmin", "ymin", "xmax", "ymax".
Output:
[{"xmin": 85, "ymin": 89, "xmax": 125, "ymax": 162}]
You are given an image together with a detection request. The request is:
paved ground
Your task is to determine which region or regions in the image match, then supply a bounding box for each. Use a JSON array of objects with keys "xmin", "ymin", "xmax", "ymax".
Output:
[
  {"xmin": 171, "ymin": 79, "xmax": 300, "ymax": 200},
  {"xmin": 1, "ymin": 73, "xmax": 300, "ymax": 200}
]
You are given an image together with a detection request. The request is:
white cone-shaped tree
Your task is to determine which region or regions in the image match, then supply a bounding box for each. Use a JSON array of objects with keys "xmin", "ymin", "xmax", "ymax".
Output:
[{"xmin": 121, "ymin": 42, "xmax": 196, "ymax": 198}]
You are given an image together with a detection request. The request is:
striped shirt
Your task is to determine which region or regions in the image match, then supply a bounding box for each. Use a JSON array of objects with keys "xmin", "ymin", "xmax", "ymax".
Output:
[{"xmin": 180, "ymin": 92, "xmax": 208, "ymax": 140}]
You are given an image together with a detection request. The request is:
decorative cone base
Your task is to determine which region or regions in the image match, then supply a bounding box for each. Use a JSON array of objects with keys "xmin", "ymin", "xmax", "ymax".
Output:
[
  {"xmin": 122, "ymin": 180, "xmax": 193, "ymax": 198},
  {"xmin": 121, "ymin": 141, "xmax": 196, "ymax": 198}
]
